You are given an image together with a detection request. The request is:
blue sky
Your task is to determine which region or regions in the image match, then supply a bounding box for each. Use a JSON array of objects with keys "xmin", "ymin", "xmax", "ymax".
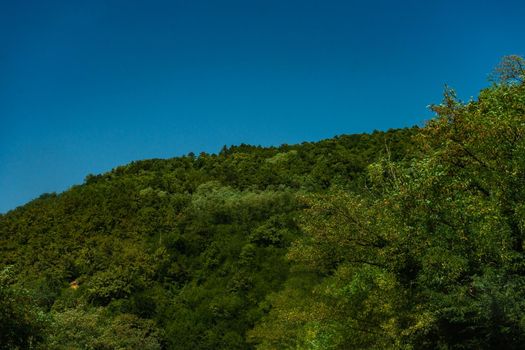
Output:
[{"xmin": 1, "ymin": 0, "xmax": 524, "ymax": 213}]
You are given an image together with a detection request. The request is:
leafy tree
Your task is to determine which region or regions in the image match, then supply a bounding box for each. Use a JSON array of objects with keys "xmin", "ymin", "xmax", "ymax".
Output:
[
  {"xmin": 0, "ymin": 67, "xmax": 420, "ymax": 349},
  {"xmin": 491, "ymin": 55, "xmax": 525, "ymax": 84},
  {"xmin": 47, "ymin": 305, "xmax": 163, "ymax": 349},
  {"xmin": 0, "ymin": 266, "xmax": 49, "ymax": 349},
  {"xmin": 251, "ymin": 56, "xmax": 525, "ymax": 349}
]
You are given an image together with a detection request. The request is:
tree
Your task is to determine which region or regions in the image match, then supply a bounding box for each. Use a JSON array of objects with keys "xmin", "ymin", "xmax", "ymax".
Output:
[
  {"xmin": 0, "ymin": 266, "xmax": 49, "ymax": 349},
  {"xmin": 251, "ymin": 56, "xmax": 525, "ymax": 349},
  {"xmin": 47, "ymin": 305, "xmax": 163, "ymax": 349},
  {"xmin": 490, "ymin": 55, "xmax": 525, "ymax": 84}
]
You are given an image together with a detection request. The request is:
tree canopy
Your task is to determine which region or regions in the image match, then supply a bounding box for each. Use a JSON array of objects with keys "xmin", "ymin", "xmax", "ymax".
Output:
[{"xmin": 1, "ymin": 56, "xmax": 524, "ymax": 349}]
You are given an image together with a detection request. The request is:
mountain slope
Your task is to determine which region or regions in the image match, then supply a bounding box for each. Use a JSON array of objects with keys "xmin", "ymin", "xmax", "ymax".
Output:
[{"xmin": 0, "ymin": 128, "xmax": 416, "ymax": 349}]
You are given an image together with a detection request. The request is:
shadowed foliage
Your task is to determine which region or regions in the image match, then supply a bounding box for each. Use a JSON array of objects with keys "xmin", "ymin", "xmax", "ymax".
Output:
[{"xmin": 1, "ymin": 56, "xmax": 523, "ymax": 349}]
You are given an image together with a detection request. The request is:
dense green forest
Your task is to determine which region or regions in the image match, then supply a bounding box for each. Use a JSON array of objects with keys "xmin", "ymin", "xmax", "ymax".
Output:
[{"xmin": 1, "ymin": 56, "xmax": 524, "ymax": 349}]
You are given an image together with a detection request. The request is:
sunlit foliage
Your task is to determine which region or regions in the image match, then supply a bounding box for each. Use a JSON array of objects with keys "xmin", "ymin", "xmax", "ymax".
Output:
[{"xmin": 2, "ymin": 56, "xmax": 522, "ymax": 349}]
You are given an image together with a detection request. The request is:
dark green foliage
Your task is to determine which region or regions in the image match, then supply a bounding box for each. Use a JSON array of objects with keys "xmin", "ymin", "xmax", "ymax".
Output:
[
  {"xmin": 250, "ymin": 56, "xmax": 525, "ymax": 349},
  {"xmin": 3, "ymin": 57, "xmax": 522, "ymax": 349},
  {"xmin": 47, "ymin": 305, "xmax": 163, "ymax": 349},
  {"xmin": 0, "ymin": 128, "xmax": 413, "ymax": 349},
  {"xmin": 0, "ymin": 267, "xmax": 49, "ymax": 349}
]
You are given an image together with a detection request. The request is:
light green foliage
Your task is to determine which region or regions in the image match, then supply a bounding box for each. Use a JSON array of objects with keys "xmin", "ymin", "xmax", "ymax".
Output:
[
  {"xmin": 15, "ymin": 54, "xmax": 521, "ymax": 349},
  {"xmin": 251, "ymin": 56, "xmax": 525, "ymax": 349},
  {"xmin": 0, "ymin": 129, "xmax": 410, "ymax": 348},
  {"xmin": 0, "ymin": 266, "xmax": 49, "ymax": 349},
  {"xmin": 47, "ymin": 305, "xmax": 162, "ymax": 349},
  {"xmin": 266, "ymin": 150, "xmax": 298, "ymax": 164}
]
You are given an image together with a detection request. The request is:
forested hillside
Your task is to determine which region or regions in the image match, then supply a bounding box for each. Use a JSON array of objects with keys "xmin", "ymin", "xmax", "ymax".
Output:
[{"xmin": 1, "ymin": 56, "xmax": 525, "ymax": 349}]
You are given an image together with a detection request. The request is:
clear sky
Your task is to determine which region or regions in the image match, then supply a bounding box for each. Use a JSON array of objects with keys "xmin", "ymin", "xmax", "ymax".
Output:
[{"xmin": 1, "ymin": 0, "xmax": 524, "ymax": 213}]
